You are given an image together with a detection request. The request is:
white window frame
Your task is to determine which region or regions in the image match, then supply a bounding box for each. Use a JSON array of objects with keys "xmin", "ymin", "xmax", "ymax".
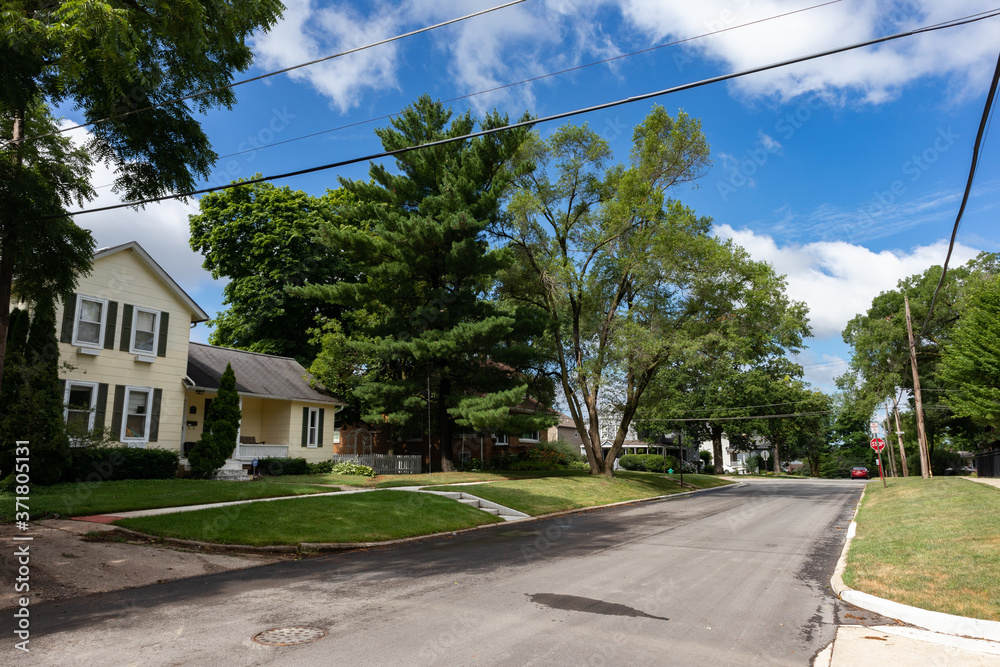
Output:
[
  {"xmin": 332, "ymin": 428, "xmax": 341, "ymax": 444},
  {"xmin": 72, "ymin": 295, "xmax": 109, "ymax": 349},
  {"xmin": 121, "ymin": 385, "xmax": 154, "ymax": 445},
  {"xmin": 520, "ymin": 431, "xmax": 540, "ymax": 443},
  {"xmin": 492, "ymin": 432, "xmax": 509, "ymax": 446},
  {"xmin": 64, "ymin": 380, "xmax": 99, "ymax": 437},
  {"xmin": 306, "ymin": 407, "xmax": 320, "ymax": 448},
  {"xmin": 129, "ymin": 306, "xmax": 159, "ymax": 357}
]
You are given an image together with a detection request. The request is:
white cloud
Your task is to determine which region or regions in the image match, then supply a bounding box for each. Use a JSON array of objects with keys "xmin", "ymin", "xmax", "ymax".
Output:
[
  {"xmin": 713, "ymin": 223, "xmax": 981, "ymax": 340},
  {"xmin": 249, "ymin": 1, "xmax": 1000, "ymax": 114},
  {"xmin": 616, "ymin": 0, "xmax": 1000, "ymax": 104},
  {"xmin": 60, "ymin": 123, "xmax": 218, "ymax": 305}
]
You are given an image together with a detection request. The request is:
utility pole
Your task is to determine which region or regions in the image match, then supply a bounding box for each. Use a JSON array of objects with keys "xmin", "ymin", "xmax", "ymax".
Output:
[
  {"xmin": 904, "ymin": 295, "xmax": 931, "ymax": 479},
  {"xmin": 882, "ymin": 406, "xmax": 897, "ymax": 476},
  {"xmin": 892, "ymin": 398, "xmax": 909, "ymax": 477}
]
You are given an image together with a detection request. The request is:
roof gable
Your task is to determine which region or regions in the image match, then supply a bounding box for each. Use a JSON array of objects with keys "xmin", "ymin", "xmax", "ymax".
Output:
[
  {"xmin": 187, "ymin": 343, "xmax": 343, "ymax": 405},
  {"xmin": 94, "ymin": 242, "xmax": 209, "ymax": 323}
]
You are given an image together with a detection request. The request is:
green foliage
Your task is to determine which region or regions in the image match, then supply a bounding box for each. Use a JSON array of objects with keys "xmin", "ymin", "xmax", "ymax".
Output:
[
  {"xmin": 0, "ymin": 297, "xmax": 69, "ymax": 485},
  {"xmin": 330, "ymin": 461, "xmax": 376, "ymax": 477},
  {"xmin": 256, "ymin": 457, "xmax": 311, "ymax": 477},
  {"xmin": 838, "ymin": 253, "xmax": 1000, "ymax": 452},
  {"xmin": 189, "ymin": 182, "xmax": 359, "ymax": 361},
  {"xmin": 189, "ymin": 363, "xmax": 241, "ymax": 478},
  {"xmin": 1, "ymin": 0, "xmax": 282, "ymax": 397},
  {"xmin": 302, "ymin": 95, "xmax": 554, "ymax": 458},
  {"xmin": 939, "ymin": 275, "xmax": 1000, "ymax": 432},
  {"xmin": 619, "ymin": 454, "xmax": 679, "ymax": 473},
  {"xmin": 62, "ymin": 447, "xmax": 179, "ymax": 482},
  {"xmin": 543, "ymin": 438, "xmax": 584, "ymax": 463}
]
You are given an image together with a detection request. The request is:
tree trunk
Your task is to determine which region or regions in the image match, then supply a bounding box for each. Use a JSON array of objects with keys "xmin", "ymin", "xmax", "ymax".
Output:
[
  {"xmin": 0, "ymin": 108, "xmax": 25, "ymax": 401},
  {"xmin": 437, "ymin": 374, "xmax": 452, "ymax": 468},
  {"xmin": 711, "ymin": 424, "xmax": 724, "ymax": 475},
  {"xmin": 772, "ymin": 442, "xmax": 780, "ymax": 474}
]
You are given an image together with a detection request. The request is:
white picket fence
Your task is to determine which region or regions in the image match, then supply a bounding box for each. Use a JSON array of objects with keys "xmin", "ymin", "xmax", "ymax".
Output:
[{"xmin": 331, "ymin": 453, "xmax": 422, "ymax": 475}]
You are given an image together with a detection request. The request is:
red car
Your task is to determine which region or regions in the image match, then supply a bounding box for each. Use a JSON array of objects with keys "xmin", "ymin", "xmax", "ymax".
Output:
[{"xmin": 850, "ymin": 466, "xmax": 869, "ymax": 480}]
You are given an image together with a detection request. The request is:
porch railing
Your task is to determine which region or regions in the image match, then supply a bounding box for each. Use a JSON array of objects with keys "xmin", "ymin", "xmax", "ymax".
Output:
[
  {"xmin": 331, "ymin": 453, "xmax": 422, "ymax": 475},
  {"xmin": 235, "ymin": 443, "xmax": 290, "ymax": 461}
]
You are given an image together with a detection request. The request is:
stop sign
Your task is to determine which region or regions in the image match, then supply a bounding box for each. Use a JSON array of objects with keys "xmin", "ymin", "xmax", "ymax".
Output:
[{"xmin": 870, "ymin": 437, "xmax": 885, "ymax": 452}]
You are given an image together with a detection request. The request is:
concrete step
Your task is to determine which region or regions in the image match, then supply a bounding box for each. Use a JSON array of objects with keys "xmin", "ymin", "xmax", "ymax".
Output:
[{"xmin": 479, "ymin": 507, "xmax": 500, "ymax": 516}]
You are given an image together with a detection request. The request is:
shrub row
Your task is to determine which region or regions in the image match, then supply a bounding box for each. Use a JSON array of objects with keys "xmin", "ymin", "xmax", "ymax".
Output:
[
  {"xmin": 62, "ymin": 447, "xmax": 179, "ymax": 483},
  {"xmin": 619, "ymin": 453, "xmax": 680, "ymax": 473}
]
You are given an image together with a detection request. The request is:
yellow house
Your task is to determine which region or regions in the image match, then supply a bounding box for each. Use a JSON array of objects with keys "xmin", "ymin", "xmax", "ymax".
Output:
[{"xmin": 56, "ymin": 242, "xmax": 343, "ymax": 466}]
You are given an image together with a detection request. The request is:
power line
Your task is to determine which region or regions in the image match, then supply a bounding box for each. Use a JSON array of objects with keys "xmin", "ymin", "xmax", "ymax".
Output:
[
  {"xmin": 8, "ymin": 0, "xmax": 530, "ymax": 146},
  {"xmin": 919, "ymin": 46, "xmax": 1000, "ymax": 336},
  {"xmin": 639, "ymin": 411, "xmax": 834, "ymax": 422},
  {"xmin": 209, "ymin": 0, "xmax": 845, "ymax": 163},
  {"xmin": 638, "ymin": 398, "xmax": 822, "ymax": 416},
  {"xmin": 38, "ymin": 9, "xmax": 1000, "ymax": 221}
]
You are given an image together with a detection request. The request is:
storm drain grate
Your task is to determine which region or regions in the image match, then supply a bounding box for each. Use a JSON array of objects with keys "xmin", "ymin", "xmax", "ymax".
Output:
[{"xmin": 252, "ymin": 626, "xmax": 327, "ymax": 646}]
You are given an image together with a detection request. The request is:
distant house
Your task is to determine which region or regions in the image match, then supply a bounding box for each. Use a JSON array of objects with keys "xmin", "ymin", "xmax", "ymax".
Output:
[{"xmin": 55, "ymin": 241, "xmax": 343, "ymax": 467}]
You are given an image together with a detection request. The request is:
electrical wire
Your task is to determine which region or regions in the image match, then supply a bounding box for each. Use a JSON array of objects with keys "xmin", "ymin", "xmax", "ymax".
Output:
[
  {"xmin": 208, "ymin": 0, "xmax": 845, "ymax": 163},
  {"xmin": 7, "ymin": 0, "xmax": 530, "ymax": 146},
  {"xmin": 34, "ymin": 8, "xmax": 1000, "ymax": 221},
  {"xmin": 638, "ymin": 411, "xmax": 834, "ymax": 422},
  {"xmin": 919, "ymin": 46, "xmax": 1000, "ymax": 336}
]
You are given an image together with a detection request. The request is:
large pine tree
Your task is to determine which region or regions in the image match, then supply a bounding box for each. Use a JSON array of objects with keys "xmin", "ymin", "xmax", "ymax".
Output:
[{"xmin": 302, "ymin": 96, "xmax": 554, "ymax": 465}]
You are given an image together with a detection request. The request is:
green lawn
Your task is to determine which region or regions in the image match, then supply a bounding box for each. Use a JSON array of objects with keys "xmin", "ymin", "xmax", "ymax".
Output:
[
  {"xmin": 0, "ymin": 479, "xmax": 335, "ymax": 521},
  {"xmin": 423, "ymin": 471, "xmax": 732, "ymax": 515},
  {"xmin": 114, "ymin": 491, "xmax": 501, "ymax": 545},
  {"xmin": 259, "ymin": 468, "xmax": 595, "ymax": 489},
  {"xmin": 844, "ymin": 477, "xmax": 1000, "ymax": 620}
]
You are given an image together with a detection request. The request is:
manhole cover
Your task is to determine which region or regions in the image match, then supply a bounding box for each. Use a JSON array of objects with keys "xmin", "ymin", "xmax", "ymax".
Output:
[{"xmin": 252, "ymin": 626, "xmax": 327, "ymax": 646}]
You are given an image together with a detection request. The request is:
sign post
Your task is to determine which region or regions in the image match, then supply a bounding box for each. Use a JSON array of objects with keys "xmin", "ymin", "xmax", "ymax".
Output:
[
  {"xmin": 761, "ymin": 449, "xmax": 769, "ymax": 475},
  {"xmin": 870, "ymin": 438, "xmax": 886, "ymax": 488}
]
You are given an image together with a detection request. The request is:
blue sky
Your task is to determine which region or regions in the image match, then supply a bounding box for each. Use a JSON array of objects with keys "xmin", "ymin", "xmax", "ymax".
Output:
[{"xmin": 66, "ymin": 0, "xmax": 1000, "ymax": 394}]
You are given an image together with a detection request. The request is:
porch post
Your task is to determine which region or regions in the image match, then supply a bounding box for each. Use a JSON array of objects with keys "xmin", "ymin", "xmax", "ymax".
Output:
[{"xmin": 234, "ymin": 396, "xmax": 243, "ymax": 459}]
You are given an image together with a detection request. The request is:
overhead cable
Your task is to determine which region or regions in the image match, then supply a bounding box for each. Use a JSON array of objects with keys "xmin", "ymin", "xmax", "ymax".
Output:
[
  {"xmin": 919, "ymin": 47, "xmax": 1000, "ymax": 336},
  {"xmin": 39, "ymin": 9, "xmax": 1000, "ymax": 221},
  {"xmin": 8, "ymin": 0, "xmax": 530, "ymax": 145}
]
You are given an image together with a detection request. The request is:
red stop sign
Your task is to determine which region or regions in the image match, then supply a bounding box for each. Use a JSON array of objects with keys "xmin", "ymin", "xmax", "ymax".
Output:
[{"xmin": 870, "ymin": 437, "xmax": 885, "ymax": 452}]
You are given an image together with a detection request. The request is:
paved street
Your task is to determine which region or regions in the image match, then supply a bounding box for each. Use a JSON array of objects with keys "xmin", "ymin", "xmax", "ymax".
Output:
[{"xmin": 6, "ymin": 480, "xmax": 865, "ymax": 666}]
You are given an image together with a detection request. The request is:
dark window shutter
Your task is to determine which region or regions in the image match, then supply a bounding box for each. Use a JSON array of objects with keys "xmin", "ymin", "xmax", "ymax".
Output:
[
  {"xmin": 119, "ymin": 304, "xmax": 133, "ymax": 351},
  {"xmin": 61, "ymin": 294, "xmax": 77, "ymax": 343},
  {"xmin": 104, "ymin": 301, "xmax": 118, "ymax": 350},
  {"xmin": 156, "ymin": 311, "xmax": 169, "ymax": 357},
  {"xmin": 156, "ymin": 312, "xmax": 170, "ymax": 357},
  {"xmin": 149, "ymin": 389, "xmax": 162, "ymax": 442},
  {"xmin": 317, "ymin": 408, "xmax": 325, "ymax": 448},
  {"xmin": 301, "ymin": 407, "xmax": 309, "ymax": 447},
  {"xmin": 95, "ymin": 383, "xmax": 109, "ymax": 429},
  {"xmin": 111, "ymin": 385, "xmax": 126, "ymax": 440}
]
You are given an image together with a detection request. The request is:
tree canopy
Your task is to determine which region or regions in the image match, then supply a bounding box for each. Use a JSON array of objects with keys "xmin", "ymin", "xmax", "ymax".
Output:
[{"xmin": 301, "ymin": 96, "xmax": 555, "ymax": 465}]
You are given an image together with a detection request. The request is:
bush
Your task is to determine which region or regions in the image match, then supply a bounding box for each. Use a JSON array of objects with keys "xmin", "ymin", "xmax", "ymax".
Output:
[
  {"xmin": 256, "ymin": 457, "xmax": 310, "ymax": 476},
  {"xmin": 330, "ymin": 461, "xmax": 375, "ymax": 477},
  {"xmin": 308, "ymin": 460, "xmax": 334, "ymax": 474},
  {"xmin": 543, "ymin": 438, "xmax": 584, "ymax": 463},
  {"xmin": 619, "ymin": 454, "xmax": 679, "ymax": 473},
  {"xmin": 703, "ymin": 464, "xmax": 715, "ymax": 475},
  {"xmin": 62, "ymin": 447, "xmax": 179, "ymax": 482}
]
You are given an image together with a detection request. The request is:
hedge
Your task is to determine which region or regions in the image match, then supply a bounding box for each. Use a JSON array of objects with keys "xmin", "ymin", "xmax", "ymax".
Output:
[
  {"xmin": 62, "ymin": 447, "xmax": 179, "ymax": 482},
  {"xmin": 255, "ymin": 456, "xmax": 311, "ymax": 476}
]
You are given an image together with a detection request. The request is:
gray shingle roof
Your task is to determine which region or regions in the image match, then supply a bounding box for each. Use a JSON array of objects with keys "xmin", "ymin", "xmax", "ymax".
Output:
[{"xmin": 187, "ymin": 343, "xmax": 343, "ymax": 405}]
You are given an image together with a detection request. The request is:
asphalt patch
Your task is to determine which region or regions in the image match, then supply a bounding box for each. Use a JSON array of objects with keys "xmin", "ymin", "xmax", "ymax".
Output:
[{"xmin": 528, "ymin": 593, "xmax": 668, "ymax": 621}]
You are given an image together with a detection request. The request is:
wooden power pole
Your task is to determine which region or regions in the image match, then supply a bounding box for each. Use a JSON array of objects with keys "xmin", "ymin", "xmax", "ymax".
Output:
[
  {"xmin": 904, "ymin": 295, "xmax": 931, "ymax": 479},
  {"xmin": 892, "ymin": 398, "xmax": 909, "ymax": 477}
]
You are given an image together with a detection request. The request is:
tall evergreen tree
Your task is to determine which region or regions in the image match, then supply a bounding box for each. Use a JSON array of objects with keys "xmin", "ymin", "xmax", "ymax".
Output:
[
  {"xmin": 189, "ymin": 363, "xmax": 241, "ymax": 478},
  {"xmin": 2, "ymin": 297, "xmax": 70, "ymax": 485},
  {"xmin": 302, "ymin": 96, "xmax": 554, "ymax": 465}
]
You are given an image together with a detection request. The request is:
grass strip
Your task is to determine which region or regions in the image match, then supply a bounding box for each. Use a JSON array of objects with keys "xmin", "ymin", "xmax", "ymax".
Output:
[
  {"xmin": 113, "ymin": 491, "xmax": 501, "ymax": 545},
  {"xmin": 422, "ymin": 472, "xmax": 732, "ymax": 515},
  {"xmin": 844, "ymin": 477, "xmax": 1000, "ymax": 620},
  {"xmin": 0, "ymin": 479, "xmax": 334, "ymax": 521}
]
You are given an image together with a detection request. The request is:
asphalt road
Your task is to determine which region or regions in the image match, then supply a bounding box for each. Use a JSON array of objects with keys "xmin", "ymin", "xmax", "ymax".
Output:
[{"xmin": 5, "ymin": 479, "xmax": 865, "ymax": 666}]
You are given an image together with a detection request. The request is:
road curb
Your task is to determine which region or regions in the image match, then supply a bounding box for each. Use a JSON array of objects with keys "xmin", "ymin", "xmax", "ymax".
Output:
[
  {"xmin": 97, "ymin": 480, "xmax": 743, "ymax": 555},
  {"xmin": 830, "ymin": 483, "xmax": 1000, "ymax": 642}
]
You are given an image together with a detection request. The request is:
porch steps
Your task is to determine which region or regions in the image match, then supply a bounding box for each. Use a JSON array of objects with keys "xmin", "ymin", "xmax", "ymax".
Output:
[
  {"xmin": 213, "ymin": 459, "xmax": 253, "ymax": 482},
  {"xmin": 420, "ymin": 490, "xmax": 529, "ymax": 521}
]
